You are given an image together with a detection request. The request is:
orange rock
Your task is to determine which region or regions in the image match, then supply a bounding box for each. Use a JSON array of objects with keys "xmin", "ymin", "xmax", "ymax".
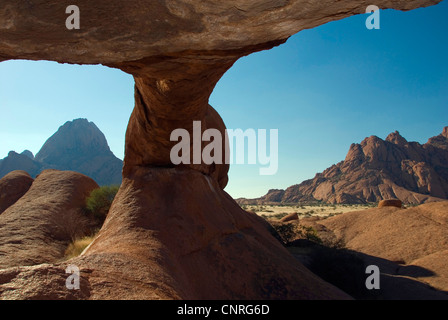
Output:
[
  {"xmin": 79, "ymin": 167, "xmax": 350, "ymax": 299},
  {"xmin": 0, "ymin": 170, "xmax": 33, "ymax": 215},
  {"xmin": 281, "ymin": 212, "xmax": 299, "ymax": 223},
  {"xmin": 253, "ymin": 127, "xmax": 448, "ymax": 205},
  {"xmin": 0, "ymin": 0, "xmax": 442, "ymax": 300},
  {"xmin": 307, "ymin": 201, "xmax": 448, "ymax": 298},
  {"xmin": 378, "ymin": 199, "xmax": 403, "ymax": 208},
  {"xmin": 0, "ymin": 170, "xmax": 99, "ymax": 269}
]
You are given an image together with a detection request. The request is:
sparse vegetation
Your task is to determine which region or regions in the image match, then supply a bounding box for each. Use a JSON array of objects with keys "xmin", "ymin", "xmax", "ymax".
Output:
[
  {"xmin": 270, "ymin": 222, "xmax": 322, "ymax": 245},
  {"xmin": 62, "ymin": 185, "xmax": 120, "ymax": 261},
  {"xmin": 296, "ymin": 225, "xmax": 322, "ymax": 244},
  {"xmin": 271, "ymin": 212, "xmax": 288, "ymax": 220},
  {"xmin": 240, "ymin": 203, "xmax": 373, "ymax": 220},
  {"xmin": 49, "ymin": 209, "xmax": 92, "ymax": 242},
  {"xmin": 64, "ymin": 235, "xmax": 95, "ymax": 260},
  {"xmin": 271, "ymin": 223, "xmax": 296, "ymax": 243},
  {"xmin": 85, "ymin": 185, "xmax": 120, "ymax": 223}
]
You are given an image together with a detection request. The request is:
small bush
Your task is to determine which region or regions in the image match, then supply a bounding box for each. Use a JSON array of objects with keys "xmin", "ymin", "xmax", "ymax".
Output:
[
  {"xmin": 271, "ymin": 212, "xmax": 289, "ymax": 220},
  {"xmin": 297, "ymin": 225, "xmax": 323, "ymax": 244},
  {"xmin": 64, "ymin": 235, "xmax": 95, "ymax": 260},
  {"xmin": 270, "ymin": 223, "xmax": 322, "ymax": 245},
  {"xmin": 49, "ymin": 209, "xmax": 92, "ymax": 242},
  {"xmin": 86, "ymin": 185, "xmax": 119, "ymax": 223},
  {"xmin": 271, "ymin": 223, "xmax": 297, "ymax": 243}
]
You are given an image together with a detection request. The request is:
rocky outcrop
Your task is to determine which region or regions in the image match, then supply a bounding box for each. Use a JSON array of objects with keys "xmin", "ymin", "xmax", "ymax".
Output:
[
  {"xmin": 84, "ymin": 167, "xmax": 351, "ymax": 299},
  {"xmin": 0, "ymin": 167, "xmax": 351, "ymax": 300},
  {"xmin": 281, "ymin": 212, "xmax": 299, "ymax": 223},
  {"xmin": 0, "ymin": 119, "xmax": 123, "ymax": 186},
  {"xmin": 253, "ymin": 128, "xmax": 448, "ymax": 204},
  {"xmin": 427, "ymin": 127, "xmax": 448, "ymax": 150},
  {"xmin": 302, "ymin": 201, "xmax": 448, "ymax": 298},
  {"xmin": 0, "ymin": 170, "xmax": 99, "ymax": 269},
  {"xmin": 378, "ymin": 199, "xmax": 402, "ymax": 208},
  {"xmin": 0, "ymin": 0, "xmax": 442, "ymax": 300},
  {"xmin": 0, "ymin": 171, "xmax": 33, "ymax": 215}
]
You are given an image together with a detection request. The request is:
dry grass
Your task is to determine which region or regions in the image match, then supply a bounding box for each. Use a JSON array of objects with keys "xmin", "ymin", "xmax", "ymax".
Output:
[{"xmin": 64, "ymin": 236, "xmax": 95, "ymax": 260}]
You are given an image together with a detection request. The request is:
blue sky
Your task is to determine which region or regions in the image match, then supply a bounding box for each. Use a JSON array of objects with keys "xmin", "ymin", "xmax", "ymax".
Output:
[{"xmin": 1, "ymin": 1, "xmax": 447, "ymax": 198}]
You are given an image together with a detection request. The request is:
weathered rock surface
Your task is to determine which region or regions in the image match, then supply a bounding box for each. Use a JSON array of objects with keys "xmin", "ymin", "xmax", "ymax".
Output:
[
  {"xmin": 281, "ymin": 212, "xmax": 299, "ymax": 223},
  {"xmin": 302, "ymin": 201, "xmax": 448, "ymax": 298},
  {"xmin": 378, "ymin": 199, "xmax": 402, "ymax": 208},
  {"xmin": 0, "ymin": 170, "xmax": 99, "ymax": 270},
  {"xmin": 0, "ymin": 0, "xmax": 442, "ymax": 300},
  {"xmin": 0, "ymin": 171, "xmax": 33, "ymax": 215},
  {"xmin": 1, "ymin": 167, "xmax": 350, "ymax": 299},
  {"xmin": 84, "ymin": 167, "xmax": 351, "ymax": 299},
  {"xmin": 0, "ymin": 0, "xmax": 440, "ymax": 65},
  {"xmin": 250, "ymin": 128, "xmax": 448, "ymax": 205}
]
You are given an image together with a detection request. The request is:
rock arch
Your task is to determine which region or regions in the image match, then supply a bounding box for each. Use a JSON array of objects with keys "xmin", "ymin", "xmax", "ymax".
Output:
[{"xmin": 0, "ymin": 0, "xmax": 440, "ymax": 299}]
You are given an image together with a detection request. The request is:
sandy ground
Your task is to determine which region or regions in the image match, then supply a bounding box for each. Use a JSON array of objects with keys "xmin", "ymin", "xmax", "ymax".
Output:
[{"xmin": 241, "ymin": 204, "xmax": 374, "ymax": 219}]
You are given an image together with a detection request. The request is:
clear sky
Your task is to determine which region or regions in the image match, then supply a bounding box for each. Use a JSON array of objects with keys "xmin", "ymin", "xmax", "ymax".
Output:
[{"xmin": 1, "ymin": 1, "xmax": 447, "ymax": 199}]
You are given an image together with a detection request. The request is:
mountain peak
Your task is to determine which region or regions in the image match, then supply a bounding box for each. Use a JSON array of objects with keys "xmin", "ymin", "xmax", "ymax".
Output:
[
  {"xmin": 426, "ymin": 126, "xmax": 448, "ymax": 150},
  {"xmin": 251, "ymin": 127, "xmax": 448, "ymax": 205},
  {"xmin": 386, "ymin": 131, "xmax": 407, "ymax": 145},
  {"xmin": 35, "ymin": 119, "xmax": 111, "ymax": 164},
  {"xmin": 0, "ymin": 119, "xmax": 123, "ymax": 186},
  {"xmin": 21, "ymin": 150, "xmax": 34, "ymax": 160},
  {"xmin": 65, "ymin": 118, "xmax": 92, "ymax": 127},
  {"xmin": 345, "ymin": 143, "xmax": 364, "ymax": 163}
]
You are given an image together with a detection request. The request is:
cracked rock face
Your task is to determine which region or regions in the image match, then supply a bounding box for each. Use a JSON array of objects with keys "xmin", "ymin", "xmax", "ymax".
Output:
[{"xmin": 0, "ymin": 0, "xmax": 441, "ymax": 299}]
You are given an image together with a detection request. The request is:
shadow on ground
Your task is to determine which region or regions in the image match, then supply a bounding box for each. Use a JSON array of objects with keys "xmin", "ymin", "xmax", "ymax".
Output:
[{"xmin": 287, "ymin": 240, "xmax": 448, "ymax": 300}]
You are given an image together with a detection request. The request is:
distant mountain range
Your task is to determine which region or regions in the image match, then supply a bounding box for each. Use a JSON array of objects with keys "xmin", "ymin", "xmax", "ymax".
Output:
[
  {"xmin": 239, "ymin": 127, "xmax": 448, "ymax": 205},
  {"xmin": 0, "ymin": 119, "xmax": 123, "ymax": 186}
]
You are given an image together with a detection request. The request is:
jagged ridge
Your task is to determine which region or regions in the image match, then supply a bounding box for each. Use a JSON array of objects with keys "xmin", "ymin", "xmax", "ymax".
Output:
[{"xmin": 248, "ymin": 127, "xmax": 448, "ymax": 205}]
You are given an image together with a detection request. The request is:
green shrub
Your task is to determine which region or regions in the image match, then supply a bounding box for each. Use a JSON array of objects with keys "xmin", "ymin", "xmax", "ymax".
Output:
[
  {"xmin": 271, "ymin": 223, "xmax": 322, "ymax": 245},
  {"xmin": 271, "ymin": 223, "xmax": 297, "ymax": 243},
  {"xmin": 271, "ymin": 212, "xmax": 289, "ymax": 220},
  {"xmin": 86, "ymin": 185, "xmax": 119, "ymax": 223},
  {"xmin": 297, "ymin": 225, "xmax": 323, "ymax": 244}
]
